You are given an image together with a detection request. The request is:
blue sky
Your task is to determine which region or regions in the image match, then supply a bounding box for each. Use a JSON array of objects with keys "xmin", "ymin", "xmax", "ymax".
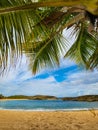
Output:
[
  {"xmin": 0, "ymin": 29, "xmax": 98, "ymax": 97},
  {"xmin": 0, "ymin": 54, "xmax": 98, "ymax": 97}
]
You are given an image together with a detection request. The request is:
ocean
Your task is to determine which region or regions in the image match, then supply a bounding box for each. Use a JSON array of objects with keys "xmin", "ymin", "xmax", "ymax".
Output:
[{"xmin": 0, "ymin": 100, "xmax": 98, "ymax": 111}]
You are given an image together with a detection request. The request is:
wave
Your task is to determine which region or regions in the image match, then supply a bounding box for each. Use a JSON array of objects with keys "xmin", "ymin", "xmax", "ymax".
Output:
[{"xmin": 0, "ymin": 108, "xmax": 98, "ymax": 111}]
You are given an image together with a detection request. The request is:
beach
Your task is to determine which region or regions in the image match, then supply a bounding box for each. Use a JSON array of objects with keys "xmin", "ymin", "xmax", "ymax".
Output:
[{"xmin": 0, "ymin": 110, "xmax": 98, "ymax": 130}]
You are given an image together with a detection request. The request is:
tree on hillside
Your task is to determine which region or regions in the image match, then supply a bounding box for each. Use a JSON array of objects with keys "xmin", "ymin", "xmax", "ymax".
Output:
[
  {"xmin": 0, "ymin": 94, "xmax": 4, "ymax": 99},
  {"xmin": 0, "ymin": 0, "xmax": 98, "ymax": 75}
]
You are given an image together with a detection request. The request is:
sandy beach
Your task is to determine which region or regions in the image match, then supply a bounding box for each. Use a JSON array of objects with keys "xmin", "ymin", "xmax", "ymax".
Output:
[{"xmin": 0, "ymin": 110, "xmax": 98, "ymax": 130}]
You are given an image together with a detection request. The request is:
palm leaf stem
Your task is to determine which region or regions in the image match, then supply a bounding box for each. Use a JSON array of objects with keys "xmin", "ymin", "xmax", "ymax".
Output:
[{"xmin": 0, "ymin": 1, "xmax": 97, "ymax": 15}]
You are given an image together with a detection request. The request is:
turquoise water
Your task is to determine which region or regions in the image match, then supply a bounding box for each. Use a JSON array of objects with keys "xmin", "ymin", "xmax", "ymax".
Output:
[{"xmin": 0, "ymin": 100, "xmax": 98, "ymax": 111}]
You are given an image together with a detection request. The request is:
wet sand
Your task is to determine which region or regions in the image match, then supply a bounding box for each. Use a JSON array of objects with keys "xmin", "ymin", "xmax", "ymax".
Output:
[{"xmin": 0, "ymin": 110, "xmax": 98, "ymax": 130}]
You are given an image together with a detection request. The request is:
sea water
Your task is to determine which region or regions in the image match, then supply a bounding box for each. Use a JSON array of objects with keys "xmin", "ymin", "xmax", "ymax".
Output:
[{"xmin": 0, "ymin": 100, "xmax": 98, "ymax": 111}]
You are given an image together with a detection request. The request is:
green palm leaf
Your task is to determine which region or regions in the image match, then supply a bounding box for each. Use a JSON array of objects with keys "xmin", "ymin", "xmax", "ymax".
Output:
[
  {"xmin": 88, "ymin": 33, "xmax": 98, "ymax": 69},
  {"xmin": 31, "ymin": 34, "xmax": 68, "ymax": 74},
  {"xmin": 0, "ymin": 0, "xmax": 58, "ymax": 72},
  {"xmin": 0, "ymin": 0, "xmax": 98, "ymax": 75},
  {"xmin": 64, "ymin": 23, "xmax": 98, "ymax": 69},
  {"xmin": 31, "ymin": 13, "xmax": 85, "ymax": 74}
]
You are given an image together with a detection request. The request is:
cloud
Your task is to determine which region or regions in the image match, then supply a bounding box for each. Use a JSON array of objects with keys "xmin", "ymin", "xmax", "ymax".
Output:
[
  {"xmin": 0, "ymin": 55, "xmax": 98, "ymax": 97},
  {"xmin": 60, "ymin": 70, "xmax": 98, "ymax": 96},
  {"xmin": 1, "ymin": 76, "xmax": 61, "ymax": 96}
]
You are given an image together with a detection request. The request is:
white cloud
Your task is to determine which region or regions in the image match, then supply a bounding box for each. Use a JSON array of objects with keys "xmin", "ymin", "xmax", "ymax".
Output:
[
  {"xmin": 0, "ymin": 54, "xmax": 98, "ymax": 97},
  {"xmin": 60, "ymin": 70, "xmax": 98, "ymax": 96}
]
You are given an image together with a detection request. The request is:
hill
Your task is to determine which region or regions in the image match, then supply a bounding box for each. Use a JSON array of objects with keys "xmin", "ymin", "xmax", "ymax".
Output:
[
  {"xmin": 1, "ymin": 94, "xmax": 98, "ymax": 101},
  {"xmin": 28, "ymin": 95, "xmax": 58, "ymax": 100},
  {"xmin": 62, "ymin": 95, "xmax": 98, "ymax": 102},
  {"xmin": 6, "ymin": 95, "xmax": 58, "ymax": 100}
]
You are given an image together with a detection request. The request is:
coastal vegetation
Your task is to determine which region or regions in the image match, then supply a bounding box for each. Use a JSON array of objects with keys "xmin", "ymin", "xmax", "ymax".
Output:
[
  {"xmin": 0, "ymin": 94, "xmax": 4, "ymax": 99},
  {"xmin": 0, "ymin": 94, "xmax": 58, "ymax": 100},
  {"xmin": 62, "ymin": 95, "xmax": 98, "ymax": 102},
  {"xmin": 0, "ymin": 0, "xmax": 98, "ymax": 75},
  {"xmin": 28, "ymin": 95, "xmax": 58, "ymax": 100},
  {"xmin": 7, "ymin": 95, "xmax": 58, "ymax": 100},
  {"xmin": 0, "ymin": 94, "xmax": 98, "ymax": 101}
]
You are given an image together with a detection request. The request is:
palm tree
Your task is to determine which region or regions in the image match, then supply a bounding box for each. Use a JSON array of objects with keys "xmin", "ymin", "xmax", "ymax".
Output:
[{"xmin": 0, "ymin": 0, "xmax": 98, "ymax": 75}]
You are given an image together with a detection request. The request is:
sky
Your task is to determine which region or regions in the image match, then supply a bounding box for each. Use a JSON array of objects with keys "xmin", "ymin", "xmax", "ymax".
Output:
[
  {"xmin": 0, "ymin": 54, "xmax": 98, "ymax": 97},
  {"xmin": 0, "ymin": 29, "xmax": 98, "ymax": 97}
]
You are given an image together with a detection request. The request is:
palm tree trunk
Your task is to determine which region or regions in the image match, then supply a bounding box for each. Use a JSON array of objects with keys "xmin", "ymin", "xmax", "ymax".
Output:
[{"xmin": 0, "ymin": 0, "xmax": 97, "ymax": 15}]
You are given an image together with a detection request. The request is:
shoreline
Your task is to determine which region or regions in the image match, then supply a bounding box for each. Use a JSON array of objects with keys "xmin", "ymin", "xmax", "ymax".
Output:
[
  {"xmin": 0, "ymin": 99, "xmax": 28, "ymax": 101},
  {"xmin": 0, "ymin": 110, "xmax": 98, "ymax": 130},
  {"xmin": 0, "ymin": 108, "xmax": 98, "ymax": 111},
  {"xmin": 0, "ymin": 108, "xmax": 97, "ymax": 111}
]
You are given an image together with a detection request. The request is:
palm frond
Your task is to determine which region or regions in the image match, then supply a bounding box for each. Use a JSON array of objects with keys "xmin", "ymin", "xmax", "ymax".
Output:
[
  {"xmin": 88, "ymin": 33, "xmax": 98, "ymax": 69},
  {"xmin": 64, "ymin": 22, "xmax": 98, "ymax": 69},
  {"xmin": 0, "ymin": 0, "xmax": 58, "ymax": 72},
  {"xmin": 31, "ymin": 13, "xmax": 85, "ymax": 74},
  {"xmin": 31, "ymin": 34, "xmax": 69, "ymax": 74},
  {"xmin": 0, "ymin": 0, "xmax": 97, "ymax": 75}
]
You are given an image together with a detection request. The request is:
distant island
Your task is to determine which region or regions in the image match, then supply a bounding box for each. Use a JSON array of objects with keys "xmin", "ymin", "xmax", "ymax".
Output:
[
  {"xmin": 0, "ymin": 94, "xmax": 98, "ymax": 102},
  {"xmin": 62, "ymin": 95, "xmax": 98, "ymax": 102},
  {"xmin": 0, "ymin": 94, "xmax": 58, "ymax": 100}
]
